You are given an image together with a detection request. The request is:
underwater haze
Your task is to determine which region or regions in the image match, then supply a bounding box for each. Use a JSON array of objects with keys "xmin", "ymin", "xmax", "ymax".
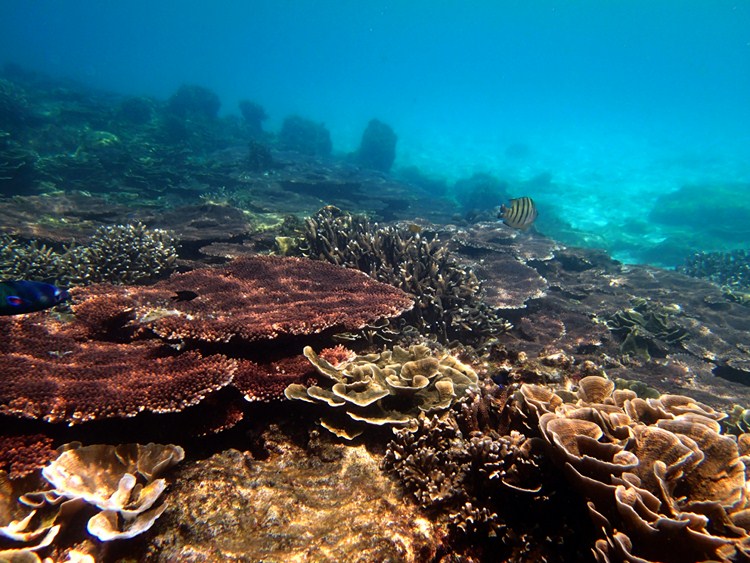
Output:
[{"xmin": 1, "ymin": 0, "xmax": 749, "ymax": 265}]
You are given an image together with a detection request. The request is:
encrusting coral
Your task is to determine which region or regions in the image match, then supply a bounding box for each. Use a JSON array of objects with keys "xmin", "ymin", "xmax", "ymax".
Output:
[{"xmin": 286, "ymin": 344, "xmax": 479, "ymax": 438}]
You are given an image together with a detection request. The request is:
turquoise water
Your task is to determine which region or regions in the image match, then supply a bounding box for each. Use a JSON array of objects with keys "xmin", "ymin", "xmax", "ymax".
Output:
[{"xmin": 1, "ymin": 0, "xmax": 748, "ymax": 265}]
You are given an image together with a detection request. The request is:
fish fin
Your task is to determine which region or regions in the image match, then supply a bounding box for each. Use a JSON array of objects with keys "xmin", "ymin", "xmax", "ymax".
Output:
[{"xmin": 6, "ymin": 296, "xmax": 24, "ymax": 307}]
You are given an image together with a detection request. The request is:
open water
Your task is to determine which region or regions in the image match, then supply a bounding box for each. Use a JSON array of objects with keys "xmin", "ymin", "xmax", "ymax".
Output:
[{"xmin": 1, "ymin": 0, "xmax": 748, "ymax": 265}]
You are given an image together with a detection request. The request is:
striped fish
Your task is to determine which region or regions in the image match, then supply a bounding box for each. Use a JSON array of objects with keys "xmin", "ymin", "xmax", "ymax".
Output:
[
  {"xmin": 499, "ymin": 196, "xmax": 538, "ymax": 230},
  {"xmin": 0, "ymin": 280, "xmax": 70, "ymax": 315}
]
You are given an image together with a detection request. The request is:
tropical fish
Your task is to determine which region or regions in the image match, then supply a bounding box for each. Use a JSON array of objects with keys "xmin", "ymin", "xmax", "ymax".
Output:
[
  {"xmin": 498, "ymin": 196, "xmax": 538, "ymax": 230},
  {"xmin": 0, "ymin": 281, "xmax": 70, "ymax": 315}
]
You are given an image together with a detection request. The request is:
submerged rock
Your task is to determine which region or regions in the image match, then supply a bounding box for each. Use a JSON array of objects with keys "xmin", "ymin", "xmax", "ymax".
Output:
[{"xmin": 146, "ymin": 436, "xmax": 440, "ymax": 562}]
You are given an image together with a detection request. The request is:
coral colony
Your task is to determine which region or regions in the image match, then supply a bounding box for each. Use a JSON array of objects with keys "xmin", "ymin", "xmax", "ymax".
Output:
[{"xmin": 1, "ymin": 69, "xmax": 750, "ymax": 562}]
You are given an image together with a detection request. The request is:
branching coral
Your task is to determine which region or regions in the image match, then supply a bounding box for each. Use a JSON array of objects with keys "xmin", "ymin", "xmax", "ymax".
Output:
[
  {"xmin": 299, "ymin": 206, "xmax": 511, "ymax": 344},
  {"xmin": 381, "ymin": 382, "xmax": 593, "ymax": 561},
  {"xmin": 680, "ymin": 249, "xmax": 750, "ymax": 291},
  {"xmin": 59, "ymin": 223, "xmax": 178, "ymax": 285},
  {"xmin": 0, "ymin": 222, "xmax": 178, "ymax": 286}
]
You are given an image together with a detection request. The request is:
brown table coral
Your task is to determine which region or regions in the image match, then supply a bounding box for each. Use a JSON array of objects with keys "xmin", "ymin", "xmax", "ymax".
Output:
[{"xmin": 0, "ymin": 255, "xmax": 412, "ymax": 426}]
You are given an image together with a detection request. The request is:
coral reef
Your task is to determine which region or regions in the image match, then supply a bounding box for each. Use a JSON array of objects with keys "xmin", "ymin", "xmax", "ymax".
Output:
[
  {"xmin": 299, "ymin": 206, "xmax": 511, "ymax": 344},
  {"xmin": 165, "ymin": 84, "xmax": 220, "ymax": 120},
  {"xmin": 356, "ymin": 118, "xmax": 397, "ymax": 172},
  {"xmin": 0, "ymin": 131, "xmax": 37, "ymax": 195},
  {"xmin": 516, "ymin": 375, "xmax": 750, "ymax": 562},
  {"xmin": 286, "ymin": 344, "xmax": 479, "ymax": 437},
  {"xmin": 453, "ymin": 173, "xmax": 509, "ymax": 219},
  {"xmin": 278, "ymin": 115, "xmax": 332, "ymax": 156},
  {"xmin": 382, "ymin": 382, "xmax": 595, "ymax": 561},
  {"xmin": 444, "ymin": 223, "xmax": 750, "ymax": 410},
  {"xmin": 246, "ymin": 139, "xmax": 274, "ymax": 172},
  {"xmin": 0, "ymin": 223, "xmax": 178, "ymax": 286},
  {"xmin": 0, "ymin": 255, "xmax": 412, "ymax": 425},
  {"xmin": 238, "ymin": 99, "xmax": 267, "ymax": 137}
]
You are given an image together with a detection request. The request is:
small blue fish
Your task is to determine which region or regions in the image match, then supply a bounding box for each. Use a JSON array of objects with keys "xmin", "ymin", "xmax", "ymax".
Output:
[{"xmin": 0, "ymin": 281, "xmax": 70, "ymax": 315}]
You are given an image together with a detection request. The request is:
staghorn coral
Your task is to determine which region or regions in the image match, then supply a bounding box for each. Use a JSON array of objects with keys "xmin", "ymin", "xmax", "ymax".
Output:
[
  {"xmin": 299, "ymin": 206, "xmax": 511, "ymax": 344},
  {"xmin": 286, "ymin": 344, "xmax": 479, "ymax": 438},
  {"xmin": 0, "ymin": 222, "xmax": 178, "ymax": 286},
  {"xmin": 515, "ymin": 375, "xmax": 750, "ymax": 563}
]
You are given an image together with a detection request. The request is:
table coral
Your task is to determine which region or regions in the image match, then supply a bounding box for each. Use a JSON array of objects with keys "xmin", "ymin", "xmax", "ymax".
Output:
[
  {"xmin": 139, "ymin": 254, "xmax": 413, "ymax": 343},
  {"xmin": 0, "ymin": 435, "xmax": 56, "ymax": 480},
  {"xmin": 0, "ymin": 255, "xmax": 412, "ymax": 426},
  {"xmin": 0, "ymin": 313, "xmax": 237, "ymax": 424}
]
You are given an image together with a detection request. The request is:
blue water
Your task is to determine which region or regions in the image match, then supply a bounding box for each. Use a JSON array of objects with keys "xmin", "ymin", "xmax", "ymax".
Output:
[{"xmin": 2, "ymin": 0, "xmax": 749, "ymax": 264}]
